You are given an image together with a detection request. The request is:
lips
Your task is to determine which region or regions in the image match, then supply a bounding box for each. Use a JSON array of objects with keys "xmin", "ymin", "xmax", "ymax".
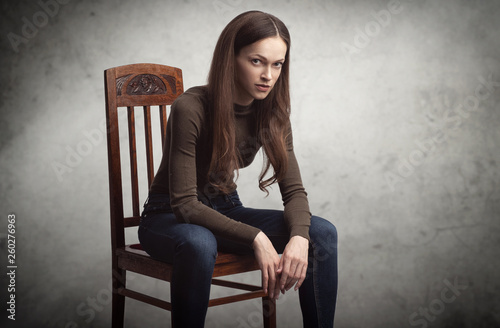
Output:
[{"xmin": 256, "ymin": 84, "xmax": 271, "ymax": 92}]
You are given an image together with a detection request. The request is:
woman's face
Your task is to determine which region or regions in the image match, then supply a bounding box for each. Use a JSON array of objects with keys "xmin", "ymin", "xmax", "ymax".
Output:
[{"xmin": 234, "ymin": 36, "xmax": 287, "ymax": 106}]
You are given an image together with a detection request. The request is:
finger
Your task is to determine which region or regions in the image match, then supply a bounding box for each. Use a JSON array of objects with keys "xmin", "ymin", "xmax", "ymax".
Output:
[
  {"xmin": 268, "ymin": 266, "xmax": 276, "ymax": 299},
  {"xmin": 279, "ymin": 259, "xmax": 291, "ymax": 291},
  {"xmin": 283, "ymin": 277, "xmax": 296, "ymax": 292},
  {"xmin": 273, "ymin": 267, "xmax": 281, "ymax": 299},
  {"xmin": 294, "ymin": 264, "xmax": 308, "ymax": 291},
  {"xmin": 262, "ymin": 269, "xmax": 269, "ymax": 294},
  {"xmin": 276, "ymin": 258, "xmax": 283, "ymax": 274},
  {"xmin": 274, "ymin": 276, "xmax": 281, "ymax": 299},
  {"xmin": 284, "ymin": 274, "xmax": 297, "ymax": 291},
  {"xmin": 286, "ymin": 262, "xmax": 299, "ymax": 288},
  {"xmin": 284, "ymin": 260, "xmax": 306, "ymax": 291}
]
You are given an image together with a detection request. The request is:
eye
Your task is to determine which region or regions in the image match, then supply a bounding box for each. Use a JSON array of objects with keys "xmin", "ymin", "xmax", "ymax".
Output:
[
  {"xmin": 273, "ymin": 62, "xmax": 284, "ymax": 68},
  {"xmin": 251, "ymin": 58, "xmax": 261, "ymax": 65}
]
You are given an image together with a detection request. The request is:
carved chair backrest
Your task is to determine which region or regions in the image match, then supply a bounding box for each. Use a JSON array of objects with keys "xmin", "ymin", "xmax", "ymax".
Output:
[{"xmin": 105, "ymin": 63, "xmax": 183, "ymax": 251}]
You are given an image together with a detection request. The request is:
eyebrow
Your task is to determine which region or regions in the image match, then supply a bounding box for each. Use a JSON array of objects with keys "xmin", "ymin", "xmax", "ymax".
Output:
[{"xmin": 250, "ymin": 54, "xmax": 285, "ymax": 62}]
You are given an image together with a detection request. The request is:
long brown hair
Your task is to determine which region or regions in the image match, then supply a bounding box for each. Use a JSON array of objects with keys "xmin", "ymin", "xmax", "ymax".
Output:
[{"xmin": 207, "ymin": 11, "xmax": 291, "ymax": 194}]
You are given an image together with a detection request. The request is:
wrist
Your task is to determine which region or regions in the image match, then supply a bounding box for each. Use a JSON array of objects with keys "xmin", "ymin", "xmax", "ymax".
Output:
[
  {"xmin": 252, "ymin": 231, "xmax": 264, "ymax": 249},
  {"xmin": 289, "ymin": 235, "xmax": 309, "ymax": 249},
  {"xmin": 290, "ymin": 235, "xmax": 308, "ymax": 243},
  {"xmin": 289, "ymin": 226, "xmax": 310, "ymax": 242}
]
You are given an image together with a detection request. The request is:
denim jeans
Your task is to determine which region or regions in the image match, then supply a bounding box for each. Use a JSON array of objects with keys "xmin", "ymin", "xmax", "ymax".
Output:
[{"xmin": 138, "ymin": 191, "xmax": 338, "ymax": 327}]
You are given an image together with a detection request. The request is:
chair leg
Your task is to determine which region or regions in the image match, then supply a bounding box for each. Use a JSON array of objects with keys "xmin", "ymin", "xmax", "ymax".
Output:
[
  {"xmin": 262, "ymin": 296, "xmax": 276, "ymax": 328},
  {"xmin": 111, "ymin": 291, "xmax": 125, "ymax": 328},
  {"xmin": 111, "ymin": 269, "xmax": 126, "ymax": 328}
]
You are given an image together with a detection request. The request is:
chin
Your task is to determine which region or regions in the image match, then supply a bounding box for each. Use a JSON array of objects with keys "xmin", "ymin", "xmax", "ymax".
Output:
[{"xmin": 254, "ymin": 93, "xmax": 271, "ymax": 100}]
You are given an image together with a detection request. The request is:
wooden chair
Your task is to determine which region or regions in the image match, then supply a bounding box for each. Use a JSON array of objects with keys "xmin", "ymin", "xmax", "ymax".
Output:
[{"xmin": 104, "ymin": 63, "xmax": 276, "ymax": 327}]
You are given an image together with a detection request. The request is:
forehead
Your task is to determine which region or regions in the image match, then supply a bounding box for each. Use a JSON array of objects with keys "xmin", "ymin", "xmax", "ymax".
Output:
[{"xmin": 239, "ymin": 36, "xmax": 287, "ymax": 60}]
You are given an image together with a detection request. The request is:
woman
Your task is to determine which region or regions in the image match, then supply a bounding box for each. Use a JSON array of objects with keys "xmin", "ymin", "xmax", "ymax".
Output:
[{"xmin": 138, "ymin": 10, "xmax": 338, "ymax": 327}]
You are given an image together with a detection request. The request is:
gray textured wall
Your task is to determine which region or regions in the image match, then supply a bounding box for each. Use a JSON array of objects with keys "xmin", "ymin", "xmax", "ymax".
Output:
[{"xmin": 1, "ymin": 0, "xmax": 499, "ymax": 327}]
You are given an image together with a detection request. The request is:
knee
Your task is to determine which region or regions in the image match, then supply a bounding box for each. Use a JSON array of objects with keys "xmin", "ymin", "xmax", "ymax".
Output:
[{"xmin": 309, "ymin": 216, "xmax": 338, "ymax": 254}]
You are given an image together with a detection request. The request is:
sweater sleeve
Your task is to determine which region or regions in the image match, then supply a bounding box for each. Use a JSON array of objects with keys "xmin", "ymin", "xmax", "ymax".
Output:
[
  {"xmin": 167, "ymin": 96, "xmax": 261, "ymax": 246},
  {"xmin": 278, "ymin": 122, "xmax": 312, "ymax": 241}
]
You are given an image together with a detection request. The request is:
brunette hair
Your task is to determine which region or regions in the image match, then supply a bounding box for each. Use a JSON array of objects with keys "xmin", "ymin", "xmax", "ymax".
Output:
[{"xmin": 207, "ymin": 10, "xmax": 291, "ymax": 194}]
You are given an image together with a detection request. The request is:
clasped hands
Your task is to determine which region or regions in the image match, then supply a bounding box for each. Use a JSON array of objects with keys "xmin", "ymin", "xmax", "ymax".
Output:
[{"xmin": 252, "ymin": 231, "xmax": 309, "ymax": 300}]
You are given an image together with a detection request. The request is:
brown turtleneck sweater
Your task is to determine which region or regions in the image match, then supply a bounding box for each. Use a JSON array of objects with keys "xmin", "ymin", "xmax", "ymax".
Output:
[{"xmin": 149, "ymin": 86, "xmax": 311, "ymax": 246}]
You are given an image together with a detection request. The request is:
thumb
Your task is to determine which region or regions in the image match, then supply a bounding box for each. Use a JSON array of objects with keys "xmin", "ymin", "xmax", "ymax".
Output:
[{"xmin": 276, "ymin": 258, "xmax": 284, "ymax": 274}]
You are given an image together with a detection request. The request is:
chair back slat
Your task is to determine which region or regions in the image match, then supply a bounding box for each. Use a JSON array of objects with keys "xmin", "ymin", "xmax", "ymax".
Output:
[
  {"xmin": 105, "ymin": 63, "xmax": 183, "ymax": 251},
  {"xmin": 127, "ymin": 106, "xmax": 140, "ymax": 217},
  {"xmin": 143, "ymin": 105, "xmax": 155, "ymax": 187},
  {"xmin": 159, "ymin": 105, "xmax": 168, "ymax": 148}
]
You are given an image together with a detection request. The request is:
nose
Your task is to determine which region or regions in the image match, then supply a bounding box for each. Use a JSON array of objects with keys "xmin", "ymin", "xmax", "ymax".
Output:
[{"xmin": 261, "ymin": 66, "xmax": 272, "ymax": 81}]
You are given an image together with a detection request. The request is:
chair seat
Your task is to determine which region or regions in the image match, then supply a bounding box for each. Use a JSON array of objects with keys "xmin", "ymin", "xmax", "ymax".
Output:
[
  {"xmin": 119, "ymin": 244, "xmax": 261, "ymax": 279},
  {"xmin": 116, "ymin": 243, "xmax": 267, "ymax": 309}
]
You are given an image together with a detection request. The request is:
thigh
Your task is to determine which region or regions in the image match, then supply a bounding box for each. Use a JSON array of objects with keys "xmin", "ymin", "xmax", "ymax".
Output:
[
  {"xmin": 220, "ymin": 206, "xmax": 290, "ymax": 253},
  {"xmin": 138, "ymin": 211, "xmax": 217, "ymax": 263}
]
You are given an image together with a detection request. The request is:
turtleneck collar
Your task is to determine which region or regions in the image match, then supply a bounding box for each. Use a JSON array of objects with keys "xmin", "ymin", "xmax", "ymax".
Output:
[{"xmin": 234, "ymin": 101, "xmax": 255, "ymax": 116}]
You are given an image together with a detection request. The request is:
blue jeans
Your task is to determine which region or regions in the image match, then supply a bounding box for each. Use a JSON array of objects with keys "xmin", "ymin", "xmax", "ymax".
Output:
[{"xmin": 138, "ymin": 191, "xmax": 338, "ymax": 327}]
